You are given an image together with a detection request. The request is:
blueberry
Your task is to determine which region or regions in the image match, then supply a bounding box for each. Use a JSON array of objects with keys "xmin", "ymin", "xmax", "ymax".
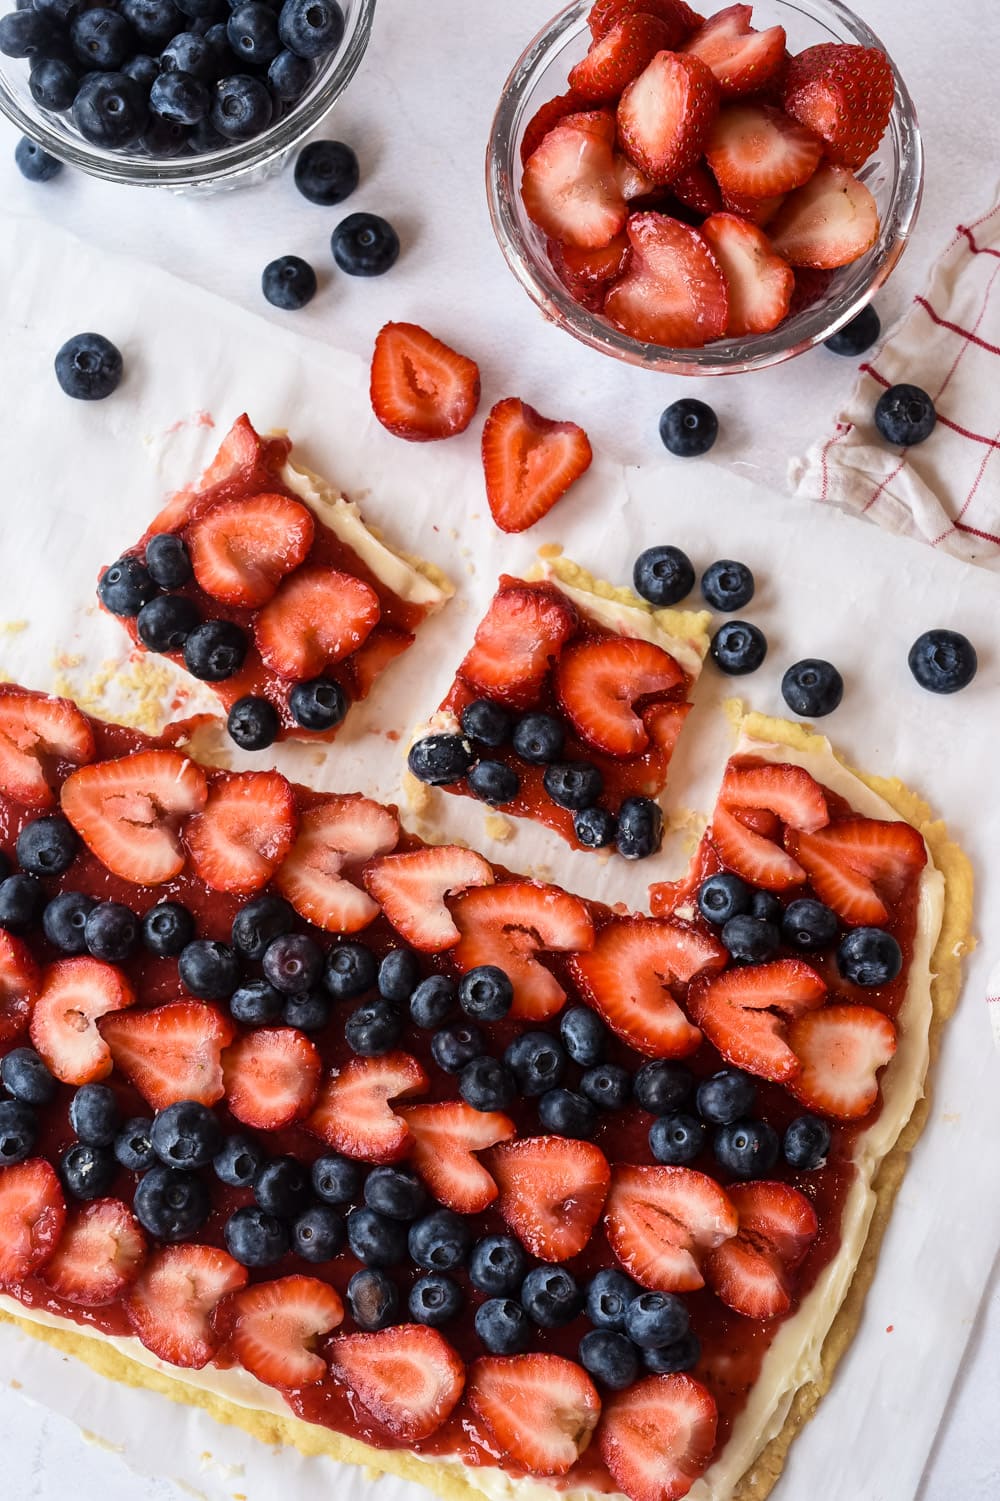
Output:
[
  {"xmin": 176, "ymin": 0, "xmax": 224, "ymax": 17},
  {"xmin": 581, "ymin": 1064, "xmax": 631, "ymax": 1111},
  {"xmin": 837, "ymin": 926, "xmax": 902, "ymax": 987},
  {"xmin": 324, "ymin": 941, "xmax": 376, "ymax": 1000},
  {"xmin": 616, "ymin": 796, "xmax": 663, "ymax": 860},
  {"xmin": 60, "ymin": 1142, "xmax": 117, "ymax": 1200},
  {"xmin": 409, "ymin": 974, "xmax": 457, "ymax": 1030},
  {"xmin": 161, "ymin": 29, "xmax": 214, "ymax": 78},
  {"xmin": 504, "ymin": 1032, "xmax": 566, "ymax": 1097},
  {"xmin": 649, "ymin": 1112, "xmax": 706, "ymax": 1166},
  {"xmin": 701, "ymin": 559, "xmax": 754, "ymax": 612},
  {"xmin": 57, "ymin": 330, "xmax": 125, "ymax": 400},
  {"xmin": 469, "ymin": 1234, "xmax": 526, "ymax": 1296},
  {"xmin": 145, "ymin": 533, "xmax": 192, "ymax": 590},
  {"xmin": 908, "ymin": 629, "xmax": 977, "ymax": 694},
  {"xmin": 697, "ymin": 872, "xmax": 751, "ymax": 926},
  {"xmin": 1, "ymin": 1048, "xmax": 55, "ymax": 1107},
  {"xmin": 277, "ymin": 0, "xmax": 343, "ymax": 56},
  {"xmin": 231, "ymin": 894, "xmax": 294, "ymax": 962},
  {"xmin": 586, "ymin": 1269, "xmax": 637, "ymax": 1331},
  {"xmin": 781, "ymin": 658, "xmax": 843, "ymax": 718},
  {"xmin": 71, "ymin": 8, "xmax": 134, "ymax": 68},
  {"xmin": 114, "ymin": 1117, "xmax": 156, "ymax": 1172},
  {"xmin": 407, "ymin": 733, "xmax": 474, "ymax": 786},
  {"xmin": 0, "ymin": 1101, "xmax": 37, "ymax": 1165},
  {"xmin": 521, "ymin": 1266, "xmax": 581, "ymax": 1328},
  {"xmin": 409, "ymin": 1273, "xmax": 463, "ymax": 1327},
  {"xmin": 458, "ymin": 965, "xmax": 513, "ymax": 1023},
  {"xmin": 824, "ymin": 304, "xmax": 880, "ymax": 357},
  {"xmin": 288, "ymin": 678, "xmax": 349, "ymax": 730},
  {"xmin": 345, "ymin": 999, "xmax": 403, "ymax": 1056},
  {"xmin": 467, "ymin": 760, "xmax": 520, "ymax": 806},
  {"xmin": 721, "ymin": 913, "xmax": 779, "ymax": 964},
  {"xmin": 538, "ymin": 1086, "xmax": 596, "ymax": 1139},
  {"xmin": 311, "ymin": 1153, "xmax": 361, "ymax": 1204},
  {"xmin": 0, "ymin": 874, "xmax": 45, "ymax": 931},
  {"xmin": 141, "ymin": 900, "xmax": 194, "ymax": 957},
  {"xmin": 283, "ymin": 991, "xmax": 331, "ymax": 1032},
  {"xmin": 659, "ymin": 399, "xmax": 718, "ymax": 458},
  {"xmin": 430, "ymin": 1023, "xmax": 484, "ymax": 1075},
  {"xmin": 226, "ymin": 0, "xmax": 279, "ymax": 60},
  {"xmin": 696, "ymin": 1069, "xmax": 756, "ymax": 1125},
  {"xmin": 15, "ymin": 136, "xmax": 63, "ymax": 181},
  {"xmin": 268, "ymin": 47, "xmax": 312, "ymax": 99},
  {"xmin": 151, "ymin": 1100, "xmax": 222, "ymax": 1170},
  {"xmin": 874, "ymin": 383, "xmax": 936, "ymax": 446},
  {"xmin": 714, "ymin": 1119, "xmax": 779, "ymax": 1178},
  {"xmin": 123, "ymin": 52, "xmax": 161, "ymax": 91},
  {"xmin": 543, "ymin": 761, "xmax": 603, "ymax": 811},
  {"xmin": 227, "ymin": 695, "xmax": 280, "ymax": 750},
  {"xmin": 364, "ymin": 1165, "xmax": 426, "ymax": 1221},
  {"xmin": 634, "ymin": 1061, "xmax": 694, "ymax": 1115},
  {"xmin": 70, "ymin": 1083, "xmax": 119, "ymax": 1146},
  {"xmin": 409, "ymin": 1209, "xmax": 471, "ymax": 1272},
  {"xmin": 711, "ymin": 620, "xmax": 768, "ymax": 675},
  {"xmin": 579, "ymin": 1329, "xmax": 639, "ymax": 1390},
  {"xmin": 136, "ymin": 593, "xmax": 200, "ymax": 651},
  {"xmin": 633, "ymin": 544, "xmax": 696, "ymax": 607},
  {"xmin": 149, "ymin": 70, "xmax": 210, "ymax": 123},
  {"xmin": 378, "ymin": 948, "xmax": 419, "ymax": 1003},
  {"xmin": 145, "ymin": 115, "xmax": 195, "ymax": 154},
  {"xmin": 262, "ymin": 254, "xmax": 318, "ymax": 312},
  {"xmin": 460, "ymin": 699, "xmax": 512, "ymax": 748},
  {"xmin": 781, "ymin": 898, "xmax": 837, "ymax": 952},
  {"xmin": 133, "ymin": 1163, "xmax": 209, "ymax": 1237},
  {"xmin": 347, "ymin": 1267, "xmax": 398, "ymax": 1329},
  {"xmin": 262, "ymin": 932, "xmax": 323, "ymax": 994},
  {"xmin": 347, "ymin": 1206, "xmax": 407, "ymax": 1266},
  {"xmin": 643, "ymin": 1331, "xmax": 701, "ymax": 1373},
  {"xmin": 512, "ymin": 713, "xmax": 564, "ymax": 765},
  {"xmin": 331, "ymin": 212, "xmax": 400, "ymax": 276},
  {"xmin": 783, "ymin": 1114, "xmax": 831, "ymax": 1171},
  {"xmin": 214, "ymin": 1132, "xmax": 265, "ymax": 1188},
  {"xmin": 33, "ymin": 0, "xmax": 78, "ymax": 21},
  {"xmin": 255, "ymin": 1155, "xmax": 310, "ymax": 1217},
  {"xmin": 294, "ymin": 138, "xmax": 358, "ymax": 204},
  {"xmin": 230, "ymin": 978, "xmax": 284, "ymax": 1027},
  {"xmin": 189, "ymin": 115, "xmax": 225, "ymax": 150},
  {"xmin": 574, "ymin": 806, "xmax": 617, "ymax": 848},
  {"xmin": 85, "ymin": 901, "xmax": 140, "ymax": 962},
  {"xmin": 122, "ymin": 0, "xmax": 183, "ymax": 43},
  {"xmin": 16, "ymin": 815, "xmax": 78, "ymax": 877},
  {"xmin": 459, "ymin": 1056, "xmax": 516, "ymax": 1112},
  {"xmin": 210, "ymin": 72, "xmax": 273, "ymax": 139},
  {"xmin": 178, "ymin": 939, "xmax": 239, "ymax": 999},
  {"xmin": 183, "ymin": 620, "xmax": 248, "ymax": 680},
  {"xmin": 293, "ymin": 1203, "xmax": 345, "ymax": 1261},
  {"xmin": 28, "ymin": 59, "xmax": 79, "ymax": 112},
  {"xmin": 225, "ymin": 1204, "xmax": 290, "ymax": 1265},
  {"xmin": 560, "ymin": 1005, "xmax": 606, "ymax": 1067},
  {"xmin": 475, "ymin": 1297, "xmax": 531, "ymax": 1354},
  {"xmin": 0, "ymin": 9, "xmax": 53, "ymax": 56},
  {"xmin": 625, "ymin": 1290, "xmax": 689, "ymax": 1349},
  {"xmin": 750, "ymin": 890, "xmax": 783, "ymax": 925},
  {"xmin": 99, "ymin": 557, "xmax": 155, "ymax": 620}
]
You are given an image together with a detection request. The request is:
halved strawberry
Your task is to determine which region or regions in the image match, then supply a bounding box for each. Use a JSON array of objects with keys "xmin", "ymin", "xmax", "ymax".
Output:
[
  {"xmin": 0, "ymin": 932, "xmax": 41, "ymax": 1045},
  {"xmin": 589, "ymin": 0, "xmax": 698, "ymax": 46},
  {"xmin": 30, "ymin": 958, "xmax": 135, "ymax": 1085},
  {"xmin": 522, "ymin": 110, "xmax": 626, "ymax": 250},
  {"xmin": 61, "ymin": 750, "xmax": 208, "ymax": 886},
  {"xmin": 705, "ymin": 1180, "xmax": 817, "ymax": 1319},
  {"xmin": 768, "ymin": 165, "xmax": 879, "ymax": 268},
  {"xmin": 709, "ymin": 804, "xmax": 806, "ymax": 891},
  {"xmin": 644, "ymin": 701, "xmax": 693, "ymax": 757},
  {"xmin": 399, "ymin": 1102, "xmax": 515, "ymax": 1214},
  {"xmin": 615, "ymin": 156, "xmax": 658, "ymax": 201},
  {"xmin": 705, "ymin": 104, "xmax": 822, "ymax": 198},
  {"xmin": 147, "ymin": 416, "xmax": 264, "ymax": 533},
  {"xmin": 275, "ymin": 796, "xmax": 399, "ymax": 934},
  {"xmin": 370, "ymin": 323, "xmax": 481, "ymax": 443},
  {"xmin": 683, "ymin": 4, "xmax": 785, "ymax": 97},
  {"xmin": 548, "ymin": 232, "xmax": 630, "ymax": 312},
  {"xmin": 125, "ymin": 1244, "xmax": 248, "ymax": 1369},
  {"xmin": 0, "ymin": 688, "xmax": 95, "ymax": 809},
  {"xmin": 569, "ymin": 13, "xmax": 676, "ymax": 103},
  {"xmin": 720, "ymin": 187, "xmax": 786, "ymax": 225},
  {"xmin": 599, "ymin": 1374, "xmax": 718, "ymax": 1501},
  {"xmin": 670, "ymin": 160, "xmax": 723, "ymax": 213},
  {"xmin": 185, "ymin": 771, "xmax": 298, "ymax": 895},
  {"xmin": 604, "ymin": 1164, "xmax": 738, "ymax": 1291},
  {"xmin": 0, "ymin": 1159, "xmax": 66, "ymax": 1287},
  {"xmin": 223, "ymin": 1027, "xmax": 321, "ymax": 1130},
  {"xmin": 789, "ymin": 1004, "xmax": 896, "ymax": 1119},
  {"xmin": 186, "ymin": 493, "xmax": 315, "ymax": 608},
  {"xmin": 482, "ymin": 399, "xmax": 593, "ymax": 535},
  {"xmin": 40, "ymin": 1198, "xmax": 146, "ymax": 1306},
  {"xmin": 520, "ymin": 89, "xmax": 588, "ymax": 167},
  {"xmin": 782, "ymin": 42, "xmax": 894, "ymax": 169},
  {"xmin": 488, "ymin": 1136, "xmax": 610, "ymax": 1261},
  {"xmin": 363, "ymin": 846, "xmax": 494, "ymax": 952},
  {"xmin": 254, "ymin": 567, "xmax": 381, "ymax": 680},
  {"xmin": 457, "ymin": 582, "xmax": 578, "ymax": 708},
  {"xmin": 786, "ymin": 817, "xmax": 926, "ymax": 926},
  {"xmin": 227, "ymin": 1276, "xmax": 344, "ymax": 1388},
  {"xmin": 468, "ymin": 1355, "xmax": 601, "ymax": 1477},
  {"xmin": 556, "ymin": 636, "xmax": 684, "ymax": 757},
  {"xmin": 618, "ymin": 51, "xmax": 720, "ymax": 184},
  {"xmin": 569, "ymin": 918, "xmax": 725, "ymax": 1058},
  {"xmin": 349, "ymin": 627, "xmax": 414, "ymax": 699},
  {"xmin": 327, "ymin": 1326, "xmax": 465, "ymax": 1442},
  {"xmin": 700, "ymin": 212, "xmax": 793, "ymax": 335},
  {"xmin": 686, "ymin": 958, "xmax": 827, "ymax": 1082},
  {"xmin": 788, "ymin": 265, "xmax": 834, "ymax": 314},
  {"xmin": 451, "ymin": 882, "xmax": 595, "ymax": 1022},
  {"xmin": 604, "ymin": 212, "xmax": 729, "ymax": 347},
  {"xmin": 99, "ymin": 1001, "xmax": 235, "ymax": 1109},
  {"xmin": 720, "ymin": 760, "xmax": 829, "ymax": 831},
  {"xmin": 307, "ymin": 1053, "xmax": 428, "ymax": 1162}
]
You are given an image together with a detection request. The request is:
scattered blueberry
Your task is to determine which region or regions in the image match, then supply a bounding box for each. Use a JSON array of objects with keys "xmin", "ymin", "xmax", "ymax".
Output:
[
  {"xmin": 460, "ymin": 699, "xmax": 511, "ymax": 748},
  {"xmin": 16, "ymin": 814, "xmax": 78, "ymax": 877},
  {"xmin": 696, "ymin": 1069, "xmax": 756, "ymax": 1125},
  {"xmin": 697, "ymin": 872, "xmax": 751, "ymax": 926},
  {"xmin": 268, "ymin": 46, "xmax": 312, "ymax": 100},
  {"xmin": 56, "ymin": 331, "xmax": 124, "ymax": 401},
  {"xmin": 69, "ymin": 1083, "xmax": 119, "ymax": 1146},
  {"xmin": 659, "ymin": 399, "xmax": 718, "ymax": 458},
  {"xmin": 586, "ymin": 1269, "xmax": 637, "ymax": 1332},
  {"xmin": 262, "ymin": 253, "xmax": 318, "ymax": 310},
  {"xmin": 277, "ymin": 0, "xmax": 343, "ymax": 56},
  {"xmin": 230, "ymin": 978, "xmax": 285, "ymax": 1028},
  {"xmin": 543, "ymin": 761, "xmax": 603, "ymax": 811},
  {"xmin": 293, "ymin": 1203, "xmax": 345, "ymax": 1261},
  {"xmin": 430, "ymin": 1023, "xmax": 485, "ymax": 1075},
  {"xmin": 225, "ymin": 1204, "xmax": 290, "ymax": 1265},
  {"xmin": 15, "ymin": 135, "xmax": 63, "ymax": 181},
  {"xmin": 231, "ymin": 893, "xmax": 294, "ymax": 962},
  {"xmin": 781, "ymin": 658, "xmax": 843, "ymax": 718},
  {"xmin": 632, "ymin": 544, "xmax": 695, "ymax": 607},
  {"xmin": 0, "ymin": 874, "xmax": 45, "ymax": 931},
  {"xmin": 580, "ymin": 1063, "xmax": 630, "ymax": 1111},
  {"xmin": 781, "ymin": 898, "xmax": 838, "ymax": 952},
  {"xmin": 459, "ymin": 1056, "xmax": 516, "ymax": 1112},
  {"xmin": 294, "ymin": 138, "xmax": 358, "ymax": 205},
  {"xmin": 521, "ymin": 1265, "xmax": 581, "ymax": 1327},
  {"xmin": 701, "ymin": 559, "xmax": 754, "ymax": 612},
  {"xmin": 616, "ymin": 795, "xmax": 663, "ymax": 860},
  {"xmin": 837, "ymin": 926, "xmax": 902, "ymax": 986},
  {"xmin": 145, "ymin": 533, "xmax": 192, "ymax": 590},
  {"xmin": 650, "ymin": 1112, "xmax": 706, "ymax": 1165},
  {"xmin": 824, "ymin": 304, "xmax": 880, "ymax": 357},
  {"xmin": 214, "ymin": 1132, "xmax": 265, "ymax": 1188},
  {"xmin": 311, "ymin": 1152, "xmax": 361, "ymax": 1205},
  {"xmin": 178, "ymin": 938, "xmax": 239, "ymax": 999},
  {"xmin": 633, "ymin": 1060, "xmax": 693, "ymax": 1115},
  {"xmin": 409, "ymin": 974, "xmax": 457, "ymax": 1030},
  {"xmin": 255, "ymin": 1154, "xmax": 310, "ymax": 1218},
  {"xmin": 227, "ymin": 695, "xmax": 280, "ymax": 750},
  {"xmin": 711, "ymin": 620, "xmax": 768, "ymax": 675},
  {"xmin": 722, "ymin": 912, "xmax": 779, "ymax": 964},
  {"xmin": 347, "ymin": 1206, "xmax": 408, "ymax": 1267},
  {"xmin": 85, "ymin": 900, "xmax": 140, "ymax": 962},
  {"xmin": 783, "ymin": 1114, "xmax": 832, "ymax": 1171},
  {"xmin": 560, "ymin": 1006, "xmax": 606, "ymax": 1067},
  {"xmin": 115, "ymin": 1117, "xmax": 157, "ymax": 1173},
  {"xmin": 345, "ymin": 998, "xmax": 403, "ymax": 1055},
  {"xmin": 73, "ymin": 72, "xmax": 149, "ymax": 147},
  {"xmin": 364, "ymin": 1165, "xmax": 426, "ymax": 1221},
  {"xmin": 28, "ymin": 58, "xmax": 79, "ymax": 113},
  {"xmin": 134, "ymin": 1163, "xmax": 210, "ymax": 1234},
  {"xmin": 538, "ymin": 1086, "xmax": 596, "ymax": 1139},
  {"xmin": 0, "ymin": 1100, "xmax": 37, "ymax": 1164},
  {"xmin": 331, "ymin": 212, "xmax": 400, "ymax": 276},
  {"xmin": 468, "ymin": 760, "xmax": 520, "ymax": 806},
  {"xmin": 151, "ymin": 1100, "xmax": 222, "ymax": 1170},
  {"xmin": 475, "ymin": 1297, "xmax": 531, "ymax": 1354},
  {"xmin": 625, "ymin": 1291, "xmax": 688, "ymax": 1350},
  {"xmin": 458, "ymin": 965, "xmax": 513, "ymax": 1022},
  {"xmin": 347, "ymin": 1267, "xmax": 398, "ymax": 1330},
  {"xmin": 60, "ymin": 1142, "xmax": 117, "ymax": 1200},
  {"xmin": 643, "ymin": 1330, "xmax": 701, "ymax": 1374},
  {"xmin": 141, "ymin": 900, "xmax": 195, "ymax": 957},
  {"xmin": 469, "ymin": 1234, "xmax": 527, "ymax": 1296},
  {"xmin": 1, "ymin": 1048, "xmax": 56, "ymax": 1107},
  {"xmin": 407, "ymin": 733, "xmax": 474, "ymax": 786},
  {"xmin": 875, "ymin": 383, "xmax": 937, "ymax": 446},
  {"xmin": 410, "ymin": 1273, "xmax": 463, "ymax": 1327},
  {"xmin": 908, "ymin": 629, "xmax": 977, "ymax": 694},
  {"xmin": 211, "ymin": 71, "xmax": 272, "ymax": 139},
  {"xmin": 409, "ymin": 1209, "xmax": 471, "ymax": 1272},
  {"xmin": 183, "ymin": 619, "xmax": 248, "ymax": 681},
  {"xmin": 574, "ymin": 806, "xmax": 617, "ymax": 848},
  {"xmin": 136, "ymin": 593, "xmax": 200, "ymax": 652},
  {"xmin": 324, "ymin": 941, "xmax": 377, "ymax": 1000},
  {"xmin": 579, "ymin": 1329, "xmax": 639, "ymax": 1390},
  {"xmin": 504, "ymin": 1031, "xmax": 566, "ymax": 1097},
  {"xmin": 512, "ymin": 712, "xmax": 564, "ymax": 765},
  {"xmin": 262, "ymin": 932, "xmax": 323, "ymax": 995}
]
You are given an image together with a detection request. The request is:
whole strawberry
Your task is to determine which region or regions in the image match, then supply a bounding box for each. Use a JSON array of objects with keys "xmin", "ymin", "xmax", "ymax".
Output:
[{"xmin": 782, "ymin": 43, "xmax": 894, "ymax": 169}]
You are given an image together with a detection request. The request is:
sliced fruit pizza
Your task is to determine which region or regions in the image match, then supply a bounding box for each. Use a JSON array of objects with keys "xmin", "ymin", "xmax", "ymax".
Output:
[
  {"xmin": 96, "ymin": 414, "xmax": 453, "ymax": 751},
  {"xmin": 0, "ymin": 683, "xmax": 968, "ymax": 1501}
]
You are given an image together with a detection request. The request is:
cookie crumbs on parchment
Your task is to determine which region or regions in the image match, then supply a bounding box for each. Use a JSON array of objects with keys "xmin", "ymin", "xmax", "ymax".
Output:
[
  {"xmin": 0, "ymin": 620, "xmax": 28, "ymax": 635},
  {"xmin": 51, "ymin": 653, "xmax": 178, "ymax": 734},
  {"xmin": 536, "ymin": 543, "xmax": 564, "ymax": 560}
]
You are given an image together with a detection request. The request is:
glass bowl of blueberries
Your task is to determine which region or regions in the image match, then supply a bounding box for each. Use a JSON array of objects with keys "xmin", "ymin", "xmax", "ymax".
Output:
[{"xmin": 0, "ymin": 0, "xmax": 374, "ymax": 188}]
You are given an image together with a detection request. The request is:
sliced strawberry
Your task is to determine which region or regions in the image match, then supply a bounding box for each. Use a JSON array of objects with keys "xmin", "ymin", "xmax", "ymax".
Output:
[
  {"xmin": 468, "ymin": 1355, "xmax": 601, "ymax": 1477},
  {"xmin": 0, "ymin": 1160, "xmax": 66, "ymax": 1287},
  {"xmin": 0, "ymin": 932, "xmax": 40, "ymax": 1045},
  {"xmin": 349, "ymin": 627, "xmax": 414, "ymax": 699},
  {"xmin": 615, "ymin": 156, "xmax": 658, "ymax": 200},
  {"xmin": 720, "ymin": 760, "xmax": 829, "ymax": 832},
  {"xmin": 125, "ymin": 1244, "xmax": 248, "ymax": 1369},
  {"xmin": 720, "ymin": 187, "xmax": 786, "ymax": 225},
  {"xmin": 618, "ymin": 52, "xmax": 720, "ymax": 184},
  {"xmin": 370, "ymin": 322, "xmax": 481, "ymax": 443},
  {"xmin": 710, "ymin": 804, "xmax": 806, "ymax": 891},
  {"xmin": 556, "ymin": 636, "xmax": 684, "ymax": 757},
  {"xmin": 522, "ymin": 110, "xmax": 627, "ymax": 250},
  {"xmin": 451, "ymin": 882, "xmax": 595, "ymax": 1022},
  {"xmin": 589, "ymin": 0, "xmax": 698, "ymax": 46},
  {"xmin": 61, "ymin": 750, "xmax": 208, "ymax": 886},
  {"xmin": 363, "ymin": 846, "xmax": 494, "ymax": 952},
  {"xmin": 699, "ymin": 212, "xmax": 793, "ymax": 335},
  {"xmin": 275, "ymin": 796, "xmax": 399, "ymax": 934},
  {"xmin": 228, "ymin": 1276, "xmax": 344, "ymax": 1388},
  {"xmin": 549, "ymin": 232, "xmax": 630, "ymax": 312},
  {"xmin": 40, "ymin": 1198, "xmax": 146, "ymax": 1307},
  {"xmin": 768, "ymin": 165, "xmax": 879, "ymax": 269},
  {"xmin": 705, "ymin": 1180, "xmax": 817, "ymax": 1319},
  {"xmin": 670, "ymin": 160, "xmax": 723, "ymax": 214},
  {"xmin": 782, "ymin": 43, "xmax": 894, "ymax": 169},
  {"xmin": 399, "ymin": 1102, "xmax": 515, "ymax": 1214},
  {"xmin": 307, "ymin": 1053, "xmax": 428, "ymax": 1162},
  {"xmin": 223, "ymin": 1028, "xmax": 321, "ymax": 1130},
  {"xmin": 520, "ymin": 89, "xmax": 589, "ymax": 167},
  {"xmin": 686, "ymin": 958, "xmax": 828, "ymax": 1082},
  {"xmin": 644, "ymin": 700, "xmax": 692, "ymax": 758},
  {"xmin": 599, "ymin": 1374, "xmax": 718, "ymax": 1501},
  {"xmin": 482, "ymin": 399, "xmax": 593, "ymax": 535},
  {"xmin": 789, "ymin": 1003, "xmax": 896, "ymax": 1120},
  {"xmin": 186, "ymin": 492, "xmax": 314, "ymax": 608},
  {"xmin": 254, "ymin": 567, "xmax": 380, "ymax": 680},
  {"xmin": 604, "ymin": 212, "xmax": 729, "ymax": 347},
  {"xmin": 786, "ymin": 817, "xmax": 926, "ymax": 925},
  {"xmin": 30, "ymin": 958, "xmax": 135, "ymax": 1085},
  {"xmin": 488, "ymin": 1136, "xmax": 610, "ymax": 1261},
  {"xmin": 569, "ymin": 918, "xmax": 725, "ymax": 1059},
  {"xmin": 705, "ymin": 104, "xmax": 822, "ymax": 198},
  {"xmin": 0, "ymin": 688, "xmax": 95, "ymax": 809},
  {"xmin": 185, "ymin": 771, "xmax": 298, "ymax": 895},
  {"xmin": 457, "ymin": 582, "xmax": 578, "ymax": 708},
  {"xmin": 328, "ymin": 1326, "xmax": 465, "ymax": 1442},
  {"xmin": 604, "ymin": 1164, "xmax": 738, "ymax": 1292},
  {"xmin": 569, "ymin": 14, "xmax": 676, "ymax": 103},
  {"xmin": 683, "ymin": 4, "xmax": 786, "ymax": 98},
  {"xmin": 788, "ymin": 265, "xmax": 834, "ymax": 314},
  {"xmin": 99, "ymin": 1001, "xmax": 235, "ymax": 1109}
]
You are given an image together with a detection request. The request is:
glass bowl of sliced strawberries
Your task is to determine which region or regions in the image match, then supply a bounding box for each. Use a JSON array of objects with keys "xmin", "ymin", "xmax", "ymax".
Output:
[{"xmin": 487, "ymin": 0, "xmax": 923, "ymax": 374}]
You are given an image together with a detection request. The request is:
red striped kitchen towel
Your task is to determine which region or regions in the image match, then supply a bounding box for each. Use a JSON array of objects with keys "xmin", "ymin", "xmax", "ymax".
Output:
[{"xmin": 790, "ymin": 199, "xmax": 1000, "ymax": 564}]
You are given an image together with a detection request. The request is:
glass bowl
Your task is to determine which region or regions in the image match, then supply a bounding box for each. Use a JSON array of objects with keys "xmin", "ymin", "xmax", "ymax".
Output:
[
  {"xmin": 487, "ymin": 0, "xmax": 923, "ymax": 375},
  {"xmin": 0, "ymin": 0, "xmax": 375, "ymax": 190}
]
